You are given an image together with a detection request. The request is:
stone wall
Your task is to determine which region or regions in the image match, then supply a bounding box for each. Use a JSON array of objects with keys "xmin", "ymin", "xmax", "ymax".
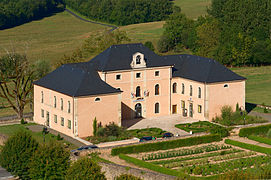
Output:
[{"xmin": 99, "ymin": 162, "xmax": 176, "ymax": 180}]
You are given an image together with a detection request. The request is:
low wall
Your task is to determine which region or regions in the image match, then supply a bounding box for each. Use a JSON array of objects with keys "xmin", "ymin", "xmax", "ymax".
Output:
[
  {"xmin": 0, "ymin": 112, "xmax": 33, "ymax": 123},
  {"xmin": 99, "ymin": 162, "xmax": 176, "ymax": 180}
]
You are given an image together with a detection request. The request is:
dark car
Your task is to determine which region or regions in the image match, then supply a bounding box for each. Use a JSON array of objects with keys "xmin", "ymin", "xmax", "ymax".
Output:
[
  {"xmin": 71, "ymin": 145, "xmax": 98, "ymax": 155},
  {"xmin": 162, "ymin": 132, "xmax": 174, "ymax": 138},
  {"xmin": 139, "ymin": 136, "xmax": 156, "ymax": 142}
]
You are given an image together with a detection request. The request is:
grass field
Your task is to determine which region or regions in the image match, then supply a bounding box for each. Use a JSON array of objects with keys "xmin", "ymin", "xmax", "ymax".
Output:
[
  {"xmin": 0, "ymin": 11, "xmax": 108, "ymax": 64},
  {"xmin": 174, "ymin": 0, "xmax": 211, "ymax": 19},
  {"xmin": 232, "ymin": 66, "xmax": 271, "ymax": 106}
]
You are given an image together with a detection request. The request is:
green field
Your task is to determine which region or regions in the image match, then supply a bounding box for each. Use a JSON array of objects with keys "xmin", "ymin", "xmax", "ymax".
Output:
[
  {"xmin": 232, "ymin": 66, "xmax": 271, "ymax": 106},
  {"xmin": 0, "ymin": 11, "xmax": 108, "ymax": 64},
  {"xmin": 174, "ymin": 0, "xmax": 211, "ymax": 19}
]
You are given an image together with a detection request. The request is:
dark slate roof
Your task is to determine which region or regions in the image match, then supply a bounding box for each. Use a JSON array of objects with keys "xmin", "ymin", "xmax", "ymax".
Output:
[
  {"xmin": 33, "ymin": 62, "xmax": 121, "ymax": 97},
  {"xmin": 89, "ymin": 43, "xmax": 172, "ymax": 71},
  {"xmin": 163, "ymin": 54, "xmax": 246, "ymax": 83}
]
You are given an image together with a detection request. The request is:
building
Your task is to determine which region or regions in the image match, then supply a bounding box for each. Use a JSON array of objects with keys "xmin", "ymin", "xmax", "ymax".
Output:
[{"xmin": 33, "ymin": 43, "xmax": 246, "ymax": 138}]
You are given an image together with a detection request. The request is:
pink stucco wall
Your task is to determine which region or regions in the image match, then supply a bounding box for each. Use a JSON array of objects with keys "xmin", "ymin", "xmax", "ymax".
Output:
[
  {"xmin": 33, "ymin": 85, "xmax": 74, "ymax": 137},
  {"xmin": 207, "ymin": 80, "xmax": 245, "ymax": 120},
  {"xmin": 76, "ymin": 93, "xmax": 121, "ymax": 138}
]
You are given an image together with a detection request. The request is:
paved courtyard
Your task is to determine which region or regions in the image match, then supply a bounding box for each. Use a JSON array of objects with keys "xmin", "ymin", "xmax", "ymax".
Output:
[{"xmin": 123, "ymin": 114, "xmax": 199, "ymax": 136}]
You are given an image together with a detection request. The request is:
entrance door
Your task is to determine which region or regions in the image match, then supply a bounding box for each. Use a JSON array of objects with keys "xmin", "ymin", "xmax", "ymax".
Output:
[
  {"xmin": 189, "ymin": 103, "xmax": 193, "ymax": 117},
  {"xmin": 135, "ymin": 103, "xmax": 142, "ymax": 118},
  {"xmin": 181, "ymin": 100, "xmax": 187, "ymax": 117},
  {"xmin": 172, "ymin": 105, "xmax": 177, "ymax": 114},
  {"xmin": 46, "ymin": 111, "xmax": 50, "ymax": 126}
]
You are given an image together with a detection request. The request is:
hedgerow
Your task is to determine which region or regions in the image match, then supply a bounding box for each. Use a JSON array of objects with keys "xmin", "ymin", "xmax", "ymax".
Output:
[
  {"xmin": 248, "ymin": 135, "xmax": 271, "ymax": 146},
  {"xmin": 239, "ymin": 124, "xmax": 271, "ymax": 137},
  {"xmin": 225, "ymin": 139, "xmax": 271, "ymax": 155},
  {"xmin": 111, "ymin": 134, "xmax": 221, "ymax": 155}
]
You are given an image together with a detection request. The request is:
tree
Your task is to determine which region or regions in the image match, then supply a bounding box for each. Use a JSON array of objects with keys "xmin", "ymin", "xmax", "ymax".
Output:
[
  {"xmin": 144, "ymin": 41, "xmax": 155, "ymax": 51},
  {"xmin": 196, "ymin": 17, "xmax": 220, "ymax": 58},
  {"xmin": 66, "ymin": 157, "xmax": 106, "ymax": 180},
  {"xmin": 0, "ymin": 131, "xmax": 39, "ymax": 179},
  {"xmin": 0, "ymin": 51, "xmax": 34, "ymax": 119},
  {"xmin": 55, "ymin": 30, "xmax": 130, "ymax": 68},
  {"xmin": 28, "ymin": 142, "xmax": 70, "ymax": 179},
  {"xmin": 161, "ymin": 11, "xmax": 195, "ymax": 52},
  {"xmin": 93, "ymin": 117, "xmax": 97, "ymax": 136}
]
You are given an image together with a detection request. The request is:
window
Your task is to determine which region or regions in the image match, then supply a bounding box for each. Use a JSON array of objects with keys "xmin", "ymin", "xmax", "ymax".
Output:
[
  {"xmin": 136, "ymin": 55, "xmax": 141, "ymax": 64},
  {"xmin": 60, "ymin": 98, "xmax": 63, "ymax": 110},
  {"xmin": 173, "ymin": 83, "xmax": 177, "ymax": 93},
  {"xmin": 68, "ymin": 120, "xmax": 71, "ymax": 129},
  {"xmin": 190, "ymin": 85, "xmax": 193, "ymax": 96},
  {"xmin": 182, "ymin": 83, "xmax": 185, "ymax": 94},
  {"xmin": 224, "ymin": 84, "xmax": 229, "ymax": 88},
  {"xmin": 181, "ymin": 100, "xmax": 185, "ymax": 108},
  {"xmin": 41, "ymin": 109, "xmax": 44, "ymax": 118},
  {"xmin": 116, "ymin": 74, "xmax": 121, "ymax": 80},
  {"xmin": 68, "ymin": 101, "xmax": 71, "ymax": 113},
  {"xmin": 155, "ymin": 71, "xmax": 159, "ymax": 76},
  {"xmin": 198, "ymin": 87, "xmax": 201, "ymax": 98},
  {"xmin": 41, "ymin": 91, "xmax": 44, "ymax": 103},
  {"xmin": 54, "ymin": 96, "xmax": 56, "ymax": 108},
  {"xmin": 155, "ymin": 103, "xmax": 159, "ymax": 113},
  {"xmin": 54, "ymin": 115, "xmax": 57, "ymax": 123},
  {"xmin": 95, "ymin": 97, "xmax": 101, "ymax": 102},
  {"xmin": 136, "ymin": 72, "xmax": 141, "ymax": 78},
  {"xmin": 61, "ymin": 117, "xmax": 64, "ymax": 126},
  {"xmin": 136, "ymin": 86, "xmax": 141, "ymax": 97},
  {"xmin": 198, "ymin": 105, "xmax": 202, "ymax": 113},
  {"xmin": 117, "ymin": 88, "xmax": 121, "ymax": 91},
  {"xmin": 155, "ymin": 84, "xmax": 160, "ymax": 95}
]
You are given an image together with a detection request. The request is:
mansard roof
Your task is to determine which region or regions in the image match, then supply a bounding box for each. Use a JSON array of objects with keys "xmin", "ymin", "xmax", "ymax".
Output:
[
  {"xmin": 163, "ymin": 54, "xmax": 246, "ymax": 83},
  {"xmin": 33, "ymin": 62, "xmax": 121, "ymax": 97},
  {"xmin": 90, "ymin": 43, "xmax": 172, "ymax": 71}
]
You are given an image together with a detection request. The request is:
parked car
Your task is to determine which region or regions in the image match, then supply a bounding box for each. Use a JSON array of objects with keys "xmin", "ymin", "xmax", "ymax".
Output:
[
  {"xmin": 162, "ymin": 132, "xmax": 174, "ymax": 138},
  {"xmin": 71, "ymin": 145, "xmax": 98, "ymax": 155},
  {"xmin": 139, "ymin": 136, "xmax": 156, "ymax": 142}
]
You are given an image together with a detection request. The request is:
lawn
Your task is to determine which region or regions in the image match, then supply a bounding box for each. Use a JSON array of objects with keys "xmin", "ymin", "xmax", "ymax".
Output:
[
  {"xmin": 0, "ymin": 123, "xmax": 77, "ymax": 149},
  {"xmin": 174, "ymin": 0, "xmax": 212, "ymax": 19},
  {"xmin": 0, "ymin": 11, "xmax": 108, "ymax": 64},
  {"xmin": 232, "ymin": 66, "xmax": 271, "ymax": 106}
]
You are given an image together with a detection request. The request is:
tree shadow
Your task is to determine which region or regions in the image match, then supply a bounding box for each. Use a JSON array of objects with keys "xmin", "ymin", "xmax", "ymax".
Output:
[{"xmin": 245, "ymin": 102, "xmax": 257, "ymax": 113}]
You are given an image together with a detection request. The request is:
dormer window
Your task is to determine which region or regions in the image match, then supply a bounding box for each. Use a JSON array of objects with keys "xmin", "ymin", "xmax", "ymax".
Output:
[{"xmin": 136, "ymin": 55, "xmax": 141, "ymax": 64}]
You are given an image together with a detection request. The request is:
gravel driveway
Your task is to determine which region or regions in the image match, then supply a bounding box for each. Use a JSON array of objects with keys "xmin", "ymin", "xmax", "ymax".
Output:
[{"xmin": 123, "ymin": 114, "xmax": 199, "ymax": 136}]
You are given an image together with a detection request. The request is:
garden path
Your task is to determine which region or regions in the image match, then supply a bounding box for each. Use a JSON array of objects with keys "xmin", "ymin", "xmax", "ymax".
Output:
[
  {"xmin": 0, "ymin": 166, "xmax": 13, "ymax": 180},
  {"xmin": 228, "ymin": 136, "xmax": 271, "ymax": 149}
]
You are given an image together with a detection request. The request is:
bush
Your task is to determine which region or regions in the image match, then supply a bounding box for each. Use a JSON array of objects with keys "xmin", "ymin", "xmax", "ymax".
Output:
[
  {"xmin": 57, "ymin": 133, "xmax": 63, "ymax": 141},
  {"xmin": 225, "ymin": 139, "xmax": 271, "ymax": 155},
  {"xmin": 144, "ymin": 41, "xmax": 155, "ymax": 51},
  {"xmin": 267, "ymin": 129, "xmax": 271, "ymax": 138},
  {"xmin": 28, "ymin": 142, "xmax": 70, "ymax": 179},
  {"xmin": 111, "ymin": 134, "xmax": 221, "ymax": 155},
  {"xmin": 93, "ymin": 117, "xmax": 97, "ymax": 136},
  {"xmin": 119, "ymin": 154, "xmax": 189, "ymax": 178},
  {"xmin": 239, "ymin": 124, "xmax": 271, "ymax": 137},
  {"xmin": 0, "ymin": 131, "xmax": 39, "ymax": 179},
  {"xmin": 20, "ymin": 119, "xmax": 26, "ymax": 124},
  {"xmin": 66, "ymin": 157, "xmax": 106, "ymax": 180},
  {"xmin": 116, "ymin": 174, "xmax": 142, "ymax": 180}
]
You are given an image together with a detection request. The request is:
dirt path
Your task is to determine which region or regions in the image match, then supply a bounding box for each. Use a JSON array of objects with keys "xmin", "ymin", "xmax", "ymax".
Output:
[{"xmin": 228, "ymin": 136, "xmax": 271, "ymax": 148}]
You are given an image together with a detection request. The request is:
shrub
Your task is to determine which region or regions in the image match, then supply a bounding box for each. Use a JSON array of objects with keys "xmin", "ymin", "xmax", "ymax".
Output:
[
  {"xmin": 28, "ymin": 142, "xmax": 70, "ymax": 179},
  {"xmin": 267, "ymin": 129, "xmax": 271, "ymax": 138},
  {"xmin": 111, "ymin": 134, "xmax": 221, "ymax": 155},
  {"xmin": 0, "ymin": 131, "xmax": 39, "ymax": 179},
  {"xmin": 239, "ymin": 124, "xmax": 271, "ymax": 137},
  {"xmin": 93, "ymin": 117, "xmax": 97, "ymax": 136},
  {"xmin": 144, "ymin": 41, "xmax": 155, "ymax": 51},
  {"xmin": 116, "ymin": 174, "xmax": 142, "ymax": 180},
  {"xmin": 66, "ymin": 157, "xmax": 106, "ymax": 180},
  {"xmin": 20, "ymin": 118, "xmax": 26, "ymax": 124},
  {"xmin": 225, "ymin": 139, "xmax": 271, "ymax": 155},
  {"xmin": 57, "ymin": 133, "xmax": 63, "ymax": 141}
]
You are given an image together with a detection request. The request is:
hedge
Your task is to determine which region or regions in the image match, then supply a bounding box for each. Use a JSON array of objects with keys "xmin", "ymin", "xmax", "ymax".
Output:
[
  {"xmin": 239, "ymin": 124, "xmax": 271, "ymax": 137},
  {"xmin": 118, "ymin": 154, "xmax": 189, "ymax": 178},
  {"xmin": 111, "ymin": 134, "xmax": 221, "ymax": 155},
  {"xmin": 225, "ymin": 139, "xmax": 271, "ymax": 155},
  {"xmin": 248, "ymin": 135, "xmax": 271, "ymax": 146}
]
